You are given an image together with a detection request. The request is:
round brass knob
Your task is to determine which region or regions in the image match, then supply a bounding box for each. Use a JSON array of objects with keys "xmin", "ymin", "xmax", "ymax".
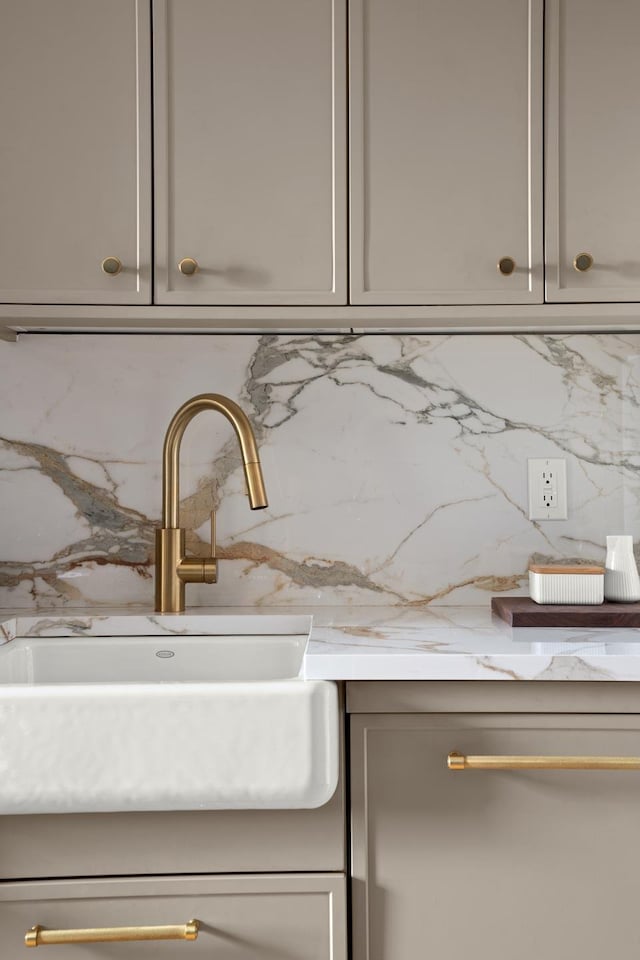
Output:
[
  {"xmin": 573, "ymin": 252, "xmax": 594, "ymax": 273},
  {"xmin": 178, "ymin": 257, "xmax": 199, "ymax": 276},
  {"xmin": 101, "ymin": 256, "xmax": 122, "ymax": 276},
  {"xmin": 497, "ymin": 256, "xmax": 516, "ymax": 276}
]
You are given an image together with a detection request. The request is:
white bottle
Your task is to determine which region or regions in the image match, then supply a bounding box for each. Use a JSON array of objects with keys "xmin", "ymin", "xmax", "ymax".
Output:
[{"xmin": 604, "ymin": 535, "xmax": 640, "ymax": 602}]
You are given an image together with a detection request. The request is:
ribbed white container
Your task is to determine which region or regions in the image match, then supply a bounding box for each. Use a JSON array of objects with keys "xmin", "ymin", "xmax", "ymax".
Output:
[{"xmin": 529, "ymin": 567, "xmax": 604, "ymax": 605}]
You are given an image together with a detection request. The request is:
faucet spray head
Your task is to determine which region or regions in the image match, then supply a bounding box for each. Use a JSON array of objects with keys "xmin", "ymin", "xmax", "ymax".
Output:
[{"xmin": 244, "ymin": 460, "xmax": 268, "ymax": 509}]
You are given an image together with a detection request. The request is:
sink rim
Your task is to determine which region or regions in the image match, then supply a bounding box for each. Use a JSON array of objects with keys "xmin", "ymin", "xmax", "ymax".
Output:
[
  {"xmin": 0, "ymin": 633, "xmax": 310, "ymax": 686},
  {"xmin": 0, "ymin": 615, "xmax": 314, "ymax": 685},
  {"xmin": 1, "ymin": 611, "xmax": 313, "ymax": 642}
]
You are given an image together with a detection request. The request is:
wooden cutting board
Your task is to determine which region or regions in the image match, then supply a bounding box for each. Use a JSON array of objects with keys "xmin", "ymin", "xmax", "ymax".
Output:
[{"xmin": 491, "ymin": 596, "xmax": 640, "ymax": 627}]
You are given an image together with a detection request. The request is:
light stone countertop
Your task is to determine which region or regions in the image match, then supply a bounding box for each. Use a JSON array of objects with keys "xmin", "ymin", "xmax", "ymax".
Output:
[
  {"xmin": 303, "ymin": 605, "xmax": 640, "ymax": 681},
  {"xmin": 2, "ymin": 605, "xmax": 640, "ymax": 682}
]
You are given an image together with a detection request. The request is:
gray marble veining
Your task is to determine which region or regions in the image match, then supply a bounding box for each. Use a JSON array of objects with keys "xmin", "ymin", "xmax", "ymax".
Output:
[{"xmin": 0, "ymin": 333, "xmax": 639, "ymax": 609}]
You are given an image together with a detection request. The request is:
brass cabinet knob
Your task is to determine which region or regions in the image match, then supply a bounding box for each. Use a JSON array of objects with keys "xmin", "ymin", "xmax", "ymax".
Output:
[
  {"xmin": 573, "ymin": 252, "xmax": 594, "ymax": 272},
  {"xmin": 497, "ymin": 256, "xmax": 516, "ymax": 276},
  {"xmin": 178, "ymin": 257, "xmax": 199, "ymax": 276},
  {"xmin": 101, "ymin": 256, "xmax": 122, "ymax": 276}
]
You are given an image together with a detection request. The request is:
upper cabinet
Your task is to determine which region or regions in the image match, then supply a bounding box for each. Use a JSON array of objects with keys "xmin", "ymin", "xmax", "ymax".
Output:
[
  {"xmin": 153, "ymin": 0, "xmax": 347, "ymax": 305},
  {"xmin": 4, "ymin": 0, "xmax": 640, "ymax": 328},
  {"xmin": 349, "ymin": 0, "xmax": 544, "ymax": 305},
  {"xmin": 0, "ymin": 0, "xmax": 151, "ymax": 305},
  {"xmin": 545, "ymin": 0, "xmax": 640, "ymax": 302}
]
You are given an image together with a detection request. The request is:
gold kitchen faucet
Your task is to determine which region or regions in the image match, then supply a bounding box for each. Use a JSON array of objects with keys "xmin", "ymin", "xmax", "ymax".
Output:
[{"xmin": 155, "ymin": 394, "xmax": 268, "ymax": 613}]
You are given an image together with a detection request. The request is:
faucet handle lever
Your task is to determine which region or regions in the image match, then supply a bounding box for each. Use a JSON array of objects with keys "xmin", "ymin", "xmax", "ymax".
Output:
[{"xmin": 210, "ymin": 509, "xmax": 216, "ymax": 560}]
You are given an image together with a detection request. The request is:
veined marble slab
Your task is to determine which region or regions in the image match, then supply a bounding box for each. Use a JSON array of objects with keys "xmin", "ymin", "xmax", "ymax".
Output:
[
  {"xmin": 1, "ymin": 333, "xmax": 640, "ymax": 609},
  {"xmin": 304, "ymin": 605, "xmax": 640, "ymax": 681},
  {"xmin": 3, "ymin": 606, "xmax": 640, "ymax": 682}
]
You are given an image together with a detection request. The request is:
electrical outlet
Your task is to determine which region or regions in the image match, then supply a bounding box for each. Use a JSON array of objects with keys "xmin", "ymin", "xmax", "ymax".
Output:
[{"xmin": 528, "ymin": 458, "xmax": 567, "ymax": 520}]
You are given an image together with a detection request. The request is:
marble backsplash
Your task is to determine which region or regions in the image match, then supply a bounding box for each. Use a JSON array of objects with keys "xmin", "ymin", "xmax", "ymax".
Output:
[{"xmin": 0, "ymin": 332, "xmax": 639, "ymax": 609}]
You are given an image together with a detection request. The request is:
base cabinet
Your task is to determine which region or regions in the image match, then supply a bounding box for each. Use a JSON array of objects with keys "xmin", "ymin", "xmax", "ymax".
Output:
[
  {"xmin": 0, "ymin": 723, "xmax": 347, "ymax": 955},
  {"xmin": 351, "ymin": 711, "xmax": 640, "ymax": 960},
  {"xmin": 0, "ymin": 874, "xmax": 346, "ymax": 957}
]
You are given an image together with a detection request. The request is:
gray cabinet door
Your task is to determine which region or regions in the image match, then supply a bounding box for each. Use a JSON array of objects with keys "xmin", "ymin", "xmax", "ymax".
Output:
[
  {"xmin": 154, "ymin": 0, "xmax": 347, "ymax": 305},
  {"xmin": 352, "ymin": 713, "xmax": 640, "ymax": 960},
  {"xmin": 546, "ymin": 0, "xmax": 640, "ymax": 302},
  {"xmin": 0, "ymin": 1, "xmax": 151, "ymax": 305},
  {"xmin": 350, "ymin": 0, "xmax": 543, "ymax": 305},
  {"xmin": 0, "ymin": 874, "xmax": 346, "ymax": 958}
]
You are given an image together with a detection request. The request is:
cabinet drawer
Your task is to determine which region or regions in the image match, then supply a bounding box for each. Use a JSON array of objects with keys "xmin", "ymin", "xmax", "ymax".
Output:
[
  {"xmin": 352, "ymin": 713, "xmax": 640, "ymax": 960},
  {"xmin": 0, "ymin": 784, "xmax": 344, "ymax": 880},
  {"xmin": 0, "ymin": 874, "xmax": 346, "ymax": 958}
]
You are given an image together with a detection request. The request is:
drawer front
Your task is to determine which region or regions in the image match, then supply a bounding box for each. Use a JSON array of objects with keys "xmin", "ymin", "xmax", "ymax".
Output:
[
  {"xmin": 352, "ymin": 713, "xmax": 640, "ymax": 960},
  {"xmin": 0, "ymin": 874, "xmax": 346, "ymax": 958},
  {"xmin": 0, "ymin": 792, "xmax": 344, "ymax": 880}
]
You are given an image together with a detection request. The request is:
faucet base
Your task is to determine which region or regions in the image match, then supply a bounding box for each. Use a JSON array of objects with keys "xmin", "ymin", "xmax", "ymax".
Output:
[
  {"xmin": 155, "ymin": 528, "xmax": 186, "ymax": 613},
  {"xmin": 155, "ymin": 528, "xmax": 219, "ymax": 614}
]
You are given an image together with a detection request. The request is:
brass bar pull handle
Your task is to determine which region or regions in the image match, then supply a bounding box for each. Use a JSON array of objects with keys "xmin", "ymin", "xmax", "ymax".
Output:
[
  {"xmin": 25, "ymin": 919, "xmax": 199, "ymax": 946},
  {"xmin": 448, "ymin": 751, "xmax": 640, "ymax": 771}
]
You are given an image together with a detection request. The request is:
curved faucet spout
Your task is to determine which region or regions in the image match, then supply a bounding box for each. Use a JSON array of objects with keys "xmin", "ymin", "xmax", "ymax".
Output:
[
  {"xmin": 162, "ymin": 393, "xmax": 268, "ymax": 528},
  {"xmin": 155, "ymin": 393, "xmax": 268, "ymax": 613}
]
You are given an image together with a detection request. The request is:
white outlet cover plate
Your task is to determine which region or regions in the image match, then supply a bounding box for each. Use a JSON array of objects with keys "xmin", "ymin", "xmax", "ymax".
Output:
[{"xmin": 528, "ymin": 458, "xmax": 568, "ymax": 521}]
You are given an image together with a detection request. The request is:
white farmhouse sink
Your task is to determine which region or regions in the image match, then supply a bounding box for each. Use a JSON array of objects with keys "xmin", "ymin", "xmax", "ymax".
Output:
[{"xmin": 0, "ymin": 614, "xmax": 338, "ymax": 816}]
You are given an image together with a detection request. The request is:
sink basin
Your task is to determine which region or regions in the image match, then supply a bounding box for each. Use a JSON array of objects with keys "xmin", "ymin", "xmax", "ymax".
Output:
[
  {"xmin": 0, "ymin": 627, "xmax": 308, "ymax": 684},
  {"xmin": 0, "ymin": 614, "xmax": 338, "ymax": 815}
]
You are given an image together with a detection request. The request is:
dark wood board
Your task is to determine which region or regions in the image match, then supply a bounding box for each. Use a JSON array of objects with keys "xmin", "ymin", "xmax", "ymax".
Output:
[{"xmin": 491, "ymin": 596, "xmax": 640, "ymax": 627}]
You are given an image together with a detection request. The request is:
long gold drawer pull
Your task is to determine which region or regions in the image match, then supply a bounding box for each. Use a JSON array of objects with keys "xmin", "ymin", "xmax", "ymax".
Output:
[
  {"xmin": 448, "ymin": 752, "xmax": 640, "ymax": 771},
  {"xmin": 25, "ymin": 919, "xmax": 199, "ymax": 947}
]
